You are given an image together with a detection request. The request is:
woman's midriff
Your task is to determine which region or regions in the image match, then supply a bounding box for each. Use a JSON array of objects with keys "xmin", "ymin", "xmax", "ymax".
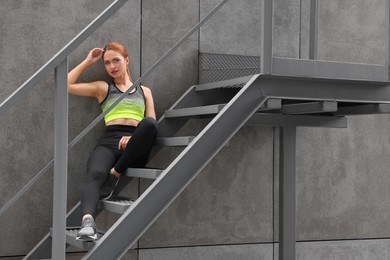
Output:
[{"xmin": 106, "ymin": 118, "xmax": 140, "ymax": 127}]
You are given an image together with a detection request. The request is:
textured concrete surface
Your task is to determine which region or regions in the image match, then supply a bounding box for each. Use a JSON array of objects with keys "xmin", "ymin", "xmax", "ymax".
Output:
[
  {"xmin": 139, "ymin": 243, "xmax": 273, "ymax": 260},
  {"xmin": 66, "ymin": 250, "xmax": 138, "ymax": 260},
  {"xmin": 1, "ymin": 0, "xmax": 390, "ymax": 259},
  {"xmin": 317, "ymin": 0, "xmax": 387, "ymax": 64},
  {"xmin": 296, "ymin": 115, "xmax": 390, "ymax": 240},
  {"xmin": 273, "ymin": 238, "xmax": 390, "ymax": 260}
]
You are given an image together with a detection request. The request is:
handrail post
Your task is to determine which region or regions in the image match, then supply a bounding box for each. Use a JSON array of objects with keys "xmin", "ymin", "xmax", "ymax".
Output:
[
  {"xmin": 309, "ymin": 0, "xmax": 319, "ymax": 60},
  {"xmin": 261, "ymin": 0, "xmax": 274, "ymax": 74},
  {"xmin": 52, "ymin": 58, "xmax": 68, "ymax": 260},
  {"xmin": 387, "ymin": 0, "xmax": 390, "ymax": 81}
]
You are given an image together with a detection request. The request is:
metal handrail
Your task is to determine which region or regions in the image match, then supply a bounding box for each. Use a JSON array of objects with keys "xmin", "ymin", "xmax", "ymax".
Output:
[{"xmin": 0, "ymin": 0, "xmax": 128, "ymax": 217}]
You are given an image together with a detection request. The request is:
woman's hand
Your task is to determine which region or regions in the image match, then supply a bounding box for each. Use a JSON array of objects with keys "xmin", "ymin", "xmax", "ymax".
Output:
[
  {"xmin": 118, "ymin": 136, "xmax": 132, "ymax": 150},
  {"xmin": 86, "ymin": 48, "xmax": 105, "ymax": 64}
]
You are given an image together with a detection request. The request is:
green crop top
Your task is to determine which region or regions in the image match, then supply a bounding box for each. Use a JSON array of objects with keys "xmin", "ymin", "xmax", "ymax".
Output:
[{"xmin": 100, "ymin": 82, "xmax": 145, "ymax": 124}]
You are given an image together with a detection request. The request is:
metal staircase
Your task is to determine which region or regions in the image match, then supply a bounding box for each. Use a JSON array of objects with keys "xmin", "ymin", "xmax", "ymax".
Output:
[
  {"xmin": 24, "ymin": 74, "xmax": 268, "ymax": 259},
  {"xmin": 25, "ymin": 69, "xmax": 390, "ymax": 259}
]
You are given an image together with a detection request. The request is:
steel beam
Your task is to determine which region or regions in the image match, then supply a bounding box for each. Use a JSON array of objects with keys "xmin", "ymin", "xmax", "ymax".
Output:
[
  {"xmin": 279, "ymin": 125, "xmax": 297, "ymax": 260},
  {"xmin": 164, "ymin": 104, "xmax": 225, "ymax": 118},
  {"xmin": 258, "ymin": 98, "xmax": 282, "ymax": 111},
  {"xmin": 246, "ymin": 113, "xmax": 347, "ymax": 128},
  {"xmin": 254, "ymin": 74, "xmax": 390, "ymax": 103},
  {"xmin": 52, "ymin": 58, "xmax": 68, "ymax": 260},
  {"xmin": 387, "ymin": 0, "xmax": 390, "ymax": 80},
  {"xmin": 281, "ymin": 101, "xmax": 337, "ymax": 115},
  {"xmin": 334, "ymin": 103, "xmax": 390, "ymax": 116},
  {"xmin": 273, "ymin": 58, "xmax": 389, "ymax": 82}
]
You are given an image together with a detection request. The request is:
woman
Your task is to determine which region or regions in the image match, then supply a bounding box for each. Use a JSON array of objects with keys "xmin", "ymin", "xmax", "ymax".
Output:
[{"xmin": 68, "ymin": 42, "xmax": 157, "ymax": 241}]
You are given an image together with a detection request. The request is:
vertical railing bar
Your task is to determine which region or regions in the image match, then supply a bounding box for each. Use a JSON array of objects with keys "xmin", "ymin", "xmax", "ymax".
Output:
[
  {"xmin": 387, "ymin": 0, "xmax": 390, "ymax": 81},
  {"xmin": 52, "ymin": 58, "xmax": 68, "ymax": 260},
  {"xmin": 261, "ymin": 0, "xmax": 274, "ymax": 74},
  {"xmin": 309, "ymin": 0, "xmax": 319, "ymax": 60}
]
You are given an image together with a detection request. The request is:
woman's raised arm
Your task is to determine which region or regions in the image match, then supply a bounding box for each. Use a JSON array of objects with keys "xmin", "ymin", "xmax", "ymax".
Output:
[{"xmin": 68, "ymin": 48, "xmax": 107, "ymax": 101}]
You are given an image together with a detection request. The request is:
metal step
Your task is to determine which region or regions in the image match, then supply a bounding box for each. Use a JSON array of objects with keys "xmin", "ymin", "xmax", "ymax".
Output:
[
  {"xmin": 156, "ymin": 136, "xmax": 195, "ymax": 147},
  {"xmin": 164, "ymin": 104, "xmax": 225, "ymax": 118},
  {"xmin": 100, "ymin": 198, "xmax": 134, "ymax": 214},
  {"xmin": 125, "ymin": 168, "xmax": 163, "ymax": 179},
  {"xmin": 50, "ymin": 228, "xmax": 103, "ymax": 251},
  {"xmin": 195, "ymin": 75, "xmax": 254, "ymax": 91}
]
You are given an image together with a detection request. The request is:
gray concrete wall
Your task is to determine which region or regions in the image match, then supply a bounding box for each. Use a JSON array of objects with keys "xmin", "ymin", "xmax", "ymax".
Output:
[{"xmin": 1, "ymin": 0, "xmax": 390, "ymax": 259}]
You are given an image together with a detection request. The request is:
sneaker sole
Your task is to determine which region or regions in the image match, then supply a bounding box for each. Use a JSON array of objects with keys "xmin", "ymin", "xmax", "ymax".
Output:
[{"xmin": 76, "ymin": 234, "xmax": 98, "ymax": 241}]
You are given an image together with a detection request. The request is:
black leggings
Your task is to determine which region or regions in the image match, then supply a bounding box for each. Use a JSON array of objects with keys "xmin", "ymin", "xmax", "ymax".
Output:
[{"xmin": 81, "ymin": 117, "xmax": 157, "ymax": 218}]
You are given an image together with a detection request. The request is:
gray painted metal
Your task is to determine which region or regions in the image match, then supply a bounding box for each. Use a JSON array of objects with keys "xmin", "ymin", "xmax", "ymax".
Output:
[
  {"xmin": 83, "ymin": 75, "xmax": 266, "ymax": 260},
  {"xmin": 164, "ymin": 104, "xmax": 225, "ymax": 118},
  {"xmin": 254, "ymin": 74, "xmax": 390, "ymax": 103},
  {"xmin": 199, "ymin": 53, "xmax": 260, "ymax": 83},
  {"xmin": 261, "ymin": 0, "xmax": 273, "ymax": 74},
  {"xmin": 334, "ymin": 103, "xmax": 390, "ymax": 116},
  {"xmin": 309, "ymin": 0, "xmax": 319, "ymax": 60},
  {"xmin": 387, "ymin": 0, "xmax": 390, "ymax": 79},
  {"xmin": 0, "ymin": 0, "xmax": 128, "ymax": 114},
  {"xmin": 199, "ymin": 53, "xmax": 390, "ymax": 83},
  {"xmin": 100, "ymin": 199, "xmax": 133, "ymax": 214},
  {"xmin": 246, "ymin": 113, "xmax": 348, "ymax": 128},
  {"xmin": 273, "ymin": 58, "xmax": 389, "ymax": 82},
  {"xmin": 279, "ymin": 126, "xmax": 297, "ymax": 260},
  {"xmin": 125, "ymin": 168, "xmax": 163, "ymax": 179},
  {"xmin": 155, "ymin": 136, "xmax": 195, "ymax": 147},
  {"xmin": 52, "ymin": 58, "xmax": 68, "ymax": 260},
  {"xmin": 63, "ymin": 228, "xmax": 102, "ymax": 251},
  {"xmin": 258, "ymin": 98, "xmax": 282, "ymax": 111},
  {"xmin": 281, "ymin": 101, "xmax": 337, "ymax": 115},
  {"xmin": 196, "ymin": 75, "xmax": 253, "ymax": 91}
]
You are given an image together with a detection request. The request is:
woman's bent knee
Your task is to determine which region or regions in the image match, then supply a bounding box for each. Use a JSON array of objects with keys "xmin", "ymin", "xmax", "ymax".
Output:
[{"xmin": 140, "ymin": 117, "xmax": 157, "ymax": 133}]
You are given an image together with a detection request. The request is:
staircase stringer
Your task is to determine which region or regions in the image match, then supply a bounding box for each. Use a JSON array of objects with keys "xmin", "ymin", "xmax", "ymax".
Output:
[{"xmin": 83, "ymin": 74, "xmax": 267, "ymax": 260}]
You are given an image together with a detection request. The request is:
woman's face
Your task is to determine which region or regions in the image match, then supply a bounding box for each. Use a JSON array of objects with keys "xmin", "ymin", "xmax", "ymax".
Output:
[{"xmin": 103, "ymin": 50, "xmax": 129, "ymax": 78}]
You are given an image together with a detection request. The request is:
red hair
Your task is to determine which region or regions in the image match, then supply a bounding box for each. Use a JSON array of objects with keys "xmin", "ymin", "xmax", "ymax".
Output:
[{"xmin": 103, "ymin": 42, "xmax": 132, "ymax": 81}]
